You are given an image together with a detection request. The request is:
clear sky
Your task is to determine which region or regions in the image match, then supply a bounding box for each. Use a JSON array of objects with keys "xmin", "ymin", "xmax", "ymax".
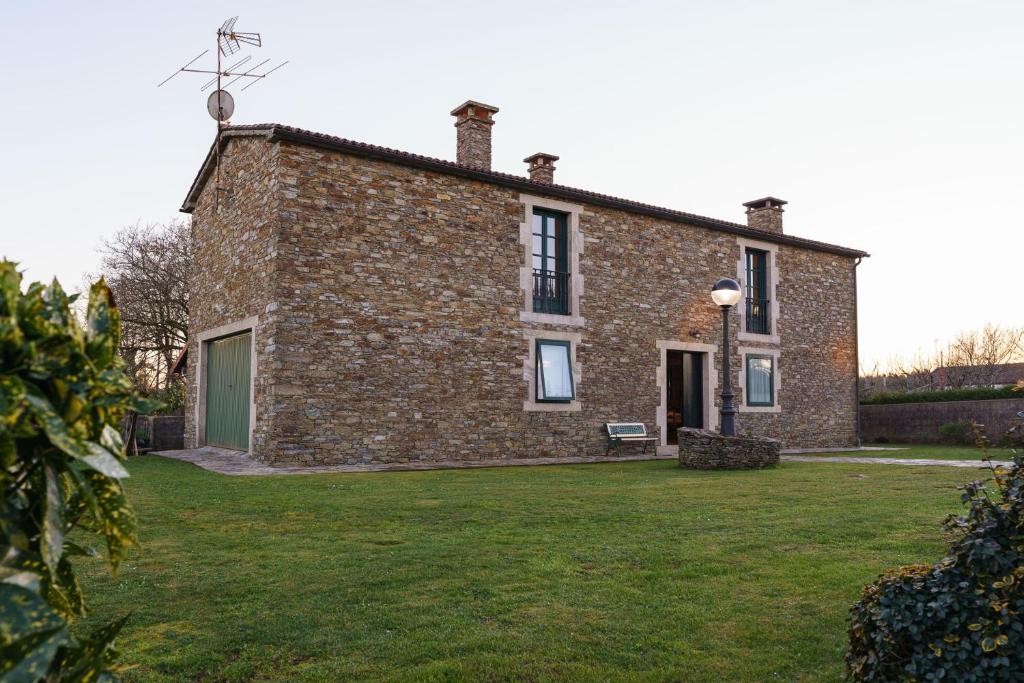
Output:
[{"xmin": 1, "ymin": 1, "xmax": 1021, "ymax": 370}]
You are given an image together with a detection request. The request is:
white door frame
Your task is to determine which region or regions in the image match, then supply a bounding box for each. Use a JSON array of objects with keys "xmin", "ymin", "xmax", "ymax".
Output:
[
  {"xmin": 195, "ymin": 316, "xmax": 258, "ymax": 453},
  {"xmin": 655, "ymin": 340, "xmax": 718, "ymax": 455}
]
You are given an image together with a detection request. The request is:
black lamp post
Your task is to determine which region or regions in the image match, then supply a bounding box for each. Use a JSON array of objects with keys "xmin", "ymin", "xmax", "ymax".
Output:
[{"xmin": 711, "ymin": 278, "xmax": 742, "ymax": 437}]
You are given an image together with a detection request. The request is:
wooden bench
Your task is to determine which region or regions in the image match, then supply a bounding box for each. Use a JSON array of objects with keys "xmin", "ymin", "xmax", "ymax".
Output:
[{"xmin": 605, "ymin": 422, "xmax": 659, "ymax": 455}]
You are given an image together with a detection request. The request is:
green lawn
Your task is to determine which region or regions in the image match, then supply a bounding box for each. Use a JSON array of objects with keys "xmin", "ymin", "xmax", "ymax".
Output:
[
  {"xmin": 813, "ymin": 443, "xmax": 1017, "ymax": 461},
  {"xmin": 77, "ymin": 456, "xmax": 984, "ymax": 682}
]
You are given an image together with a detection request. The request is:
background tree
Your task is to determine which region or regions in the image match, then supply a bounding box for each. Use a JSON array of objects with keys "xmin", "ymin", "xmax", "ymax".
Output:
[
  {"xmin": 942, "ymin": 324, "xmax": 1024, "ymax": 388},
  {"xmin": 861, "ymin": 324, "xmax": 1024, "ymax": 397},
  {"xmin": 93, "ymin": 219, "xmax": 191, "ymax": 395}
]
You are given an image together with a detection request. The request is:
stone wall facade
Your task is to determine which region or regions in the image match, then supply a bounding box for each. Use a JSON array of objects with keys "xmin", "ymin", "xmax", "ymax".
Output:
[
  {"xmin": 184, "ymin": 131, "xmax": 862, "ymax": 466},
  {"xmin": 184, "ymin": 136, "xmax": 281, "ymax": 454},
  {"xmin": 677, "ymin": 427, "xmax": 781, "ymax": 469}
]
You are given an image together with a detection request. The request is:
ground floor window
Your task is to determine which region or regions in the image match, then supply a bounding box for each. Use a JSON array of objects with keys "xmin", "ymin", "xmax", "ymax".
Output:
[
  {"xmin": 745, "ymin": 354, "xmax": 775, "ymax": 407},
  {"xmin": 536, "ymin": 339, "xmax": 575, "ymax": 402}
]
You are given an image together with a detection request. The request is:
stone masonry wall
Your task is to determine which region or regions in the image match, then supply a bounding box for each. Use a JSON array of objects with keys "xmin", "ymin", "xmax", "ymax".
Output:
[
  {"xmin": 860, "ymin": 398, "xmax": 1024, "ymax": 444},
  {"xmin": 736, "ymin": 245, "xmax": 859, "ymax": 447},
  {"xmin": 677, "ymin": 427, "xmax": 780, "ymax": 469},
  {"xmin": 184, "ymin": 137, "xmax": 281, "ymax": 458},
  {"xmin": 188, "ymin": 136, "xmax": 860, "ymax": 465}
]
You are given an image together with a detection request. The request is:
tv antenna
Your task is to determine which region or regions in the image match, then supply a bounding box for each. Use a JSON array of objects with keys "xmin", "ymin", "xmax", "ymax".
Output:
[
  {"xmin": 158, "ymin": 17, "xmax": 288, "ymax": 209},
  {"xmin": 158, "ymin": 17, "xmax": 287, "ymax": 94}
]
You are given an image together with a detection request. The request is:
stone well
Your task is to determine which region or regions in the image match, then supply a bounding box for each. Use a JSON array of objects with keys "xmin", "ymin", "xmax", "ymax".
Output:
[{"xmin": 677, "ymin": 427, "xmax": 780, "ymax": 470}]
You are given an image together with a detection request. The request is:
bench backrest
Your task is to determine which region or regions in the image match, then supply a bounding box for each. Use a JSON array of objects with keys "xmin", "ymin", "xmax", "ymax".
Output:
[{"xmin": 606, "ymin": 422, "xmax": 649, "ymax": 438}]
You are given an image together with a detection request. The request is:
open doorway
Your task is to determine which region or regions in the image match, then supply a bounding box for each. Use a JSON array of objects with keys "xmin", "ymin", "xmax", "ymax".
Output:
[{"xmin": 666, "ymin": 350, "xmax": 705, "ymax": 445}]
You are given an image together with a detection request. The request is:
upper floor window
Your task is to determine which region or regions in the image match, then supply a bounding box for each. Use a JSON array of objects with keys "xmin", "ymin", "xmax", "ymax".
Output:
[
  {"xmin": 744, "ymin": 248, "xmax": 770, "ymax": 335},
  {"xmin": 745, "ymin": 354, "xmax": 775, "ymax": 407},
  {"xmin": 536, "ymin": 339, "xmax": 575, "ymax": 402},
  {"xmin": 532, "ymin": 209, "xmax": 570, "ymax": 315}
]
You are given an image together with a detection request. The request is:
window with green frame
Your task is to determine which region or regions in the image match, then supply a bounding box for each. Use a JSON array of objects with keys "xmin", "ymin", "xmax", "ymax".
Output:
[
  {"xmin": 745, "ymin": 354, "xmax": 775, "ymax": 407},
  {"xmin": 745, "ymin": 249, "xmax": 768, "ymax": 301},
  {"xmin": 536, "ymin": 339, "xmax": 574, "ymax": 402},
  {"xmin": 531, "ymin": 209, "xmax": 570, "ymax": 315},
  {"xmin": 744, "ymin": 248, "xmax": 770, "ymax": 334}
]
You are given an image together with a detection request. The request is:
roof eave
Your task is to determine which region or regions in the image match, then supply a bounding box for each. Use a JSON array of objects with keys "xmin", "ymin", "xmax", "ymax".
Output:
[
  {"xmin": 267, "ymin": 127, "xmax": 868, "ymax": 258},
  {"xmin": 181, "ymin": 124, "xmax": 869, "ymax": 259},
  {"xmin": 180, "ymin": 128, "xmax": 275, "ymax": 213}
]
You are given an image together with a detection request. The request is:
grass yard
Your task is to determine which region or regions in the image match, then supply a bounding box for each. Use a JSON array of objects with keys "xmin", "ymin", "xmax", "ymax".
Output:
[
  {"xmin": 77, "ymin": 456, "xmax": 985, "ymax": 682},
  {"xmin": 818, "ymin": 443, "xmax": 1017, "ymax": 461}
]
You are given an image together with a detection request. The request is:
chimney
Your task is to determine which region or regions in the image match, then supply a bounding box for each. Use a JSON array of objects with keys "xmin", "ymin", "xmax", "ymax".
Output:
[
  {"xmin": 523, "ymin": 152, "xmax": 559, "ymax": 184},
  {"xmin": 743, "ymin": 196, "xmax": 787, "ymax": 234},
  {"xmin": 450, "ymin": 100, "xmax": 499, "ymax": 170}
]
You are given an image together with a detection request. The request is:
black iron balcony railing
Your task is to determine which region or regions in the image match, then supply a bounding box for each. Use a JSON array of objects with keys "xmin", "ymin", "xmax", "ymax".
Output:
[
  {"xmin": 533, "ymin": 269, "xmax": 570, "ymax": 315},
  {"xmin": 746, "ymin": 297, "xmax": 770, "ymax": 334}
]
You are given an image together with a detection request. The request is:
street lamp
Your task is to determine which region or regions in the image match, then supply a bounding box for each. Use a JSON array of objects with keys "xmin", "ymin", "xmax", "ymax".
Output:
[{"xmin": 711, "ymin": 278, "xmax": 742, "ymax": 436}]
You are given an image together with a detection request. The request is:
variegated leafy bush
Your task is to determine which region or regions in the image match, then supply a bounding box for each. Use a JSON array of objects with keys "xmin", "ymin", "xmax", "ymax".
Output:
[{"xmin": 1, "ymin": 260, "xmax": 158, "ymax": 682}]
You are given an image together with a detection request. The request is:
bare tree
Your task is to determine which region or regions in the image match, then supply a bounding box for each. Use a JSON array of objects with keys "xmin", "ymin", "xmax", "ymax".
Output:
[
  {"xmin": 942, "ymin": 324, "xmax": 1024, "ymax": 388},
  {"xmin": 94, "ymin": 219, "xmax": 191, "ymax": 393},
  {"xmin": 861, "ymin": 324, "xmax": 1024, "ymax": 394},
  {"xmin": 887, "ymin": 351, "xmax": 938, "ymax": 393}
]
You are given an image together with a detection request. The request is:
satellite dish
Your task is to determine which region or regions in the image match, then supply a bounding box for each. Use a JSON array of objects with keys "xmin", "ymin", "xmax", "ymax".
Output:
[{"xmin": 207, "ymin": 89, "xmax": 235, "ymax": 122}]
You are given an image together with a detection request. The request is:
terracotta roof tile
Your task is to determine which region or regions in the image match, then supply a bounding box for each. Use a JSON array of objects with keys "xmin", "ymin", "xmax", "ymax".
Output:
[{"xmin": 182, "ymin": 124, "xmax": 869, "ymax": 259}]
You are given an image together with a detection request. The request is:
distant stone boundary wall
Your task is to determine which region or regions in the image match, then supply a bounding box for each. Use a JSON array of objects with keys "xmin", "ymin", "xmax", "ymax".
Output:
[
  {"xmin": 146, "ymin": 416, "xmax": 185, "ymax": 451},
  {"xmin": 677, "ymin": 428, "xmax": 780, "ymax": 470},
  {"xmin": 860, "ymin": 398, "xmax": 1024, "ymax": 444}
]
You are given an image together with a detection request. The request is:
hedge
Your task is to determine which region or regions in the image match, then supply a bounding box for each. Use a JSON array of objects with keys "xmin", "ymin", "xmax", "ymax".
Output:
[{"xmin": 861, "ymin": 386, "xmax": 1021, "ymax": 405}]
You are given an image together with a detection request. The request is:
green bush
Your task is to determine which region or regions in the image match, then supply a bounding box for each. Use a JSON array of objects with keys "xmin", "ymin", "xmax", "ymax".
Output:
[
  {"xmin": 150, "ymin": 377, "xmax": 185, "ymax": 415},
  {"xmin": 938, "ymin": 419, "xmax": 976, "ymax": 445},
  {"xmin": 846, "ymin": 436, "xmax": 1024, "ymax": 680},
  {"xmin": 0, "ymin": 261, "xmax": 157, "ymax": 681},
  {"xmin": 861, "ymin": 386, "xmax": 1019, "ymax": 405}
]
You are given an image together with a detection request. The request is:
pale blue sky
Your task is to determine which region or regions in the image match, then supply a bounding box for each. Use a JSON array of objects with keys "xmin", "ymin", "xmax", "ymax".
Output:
[{"xmin": 1, "ymin": 1, "xmax": 1021, "ymax": 369}]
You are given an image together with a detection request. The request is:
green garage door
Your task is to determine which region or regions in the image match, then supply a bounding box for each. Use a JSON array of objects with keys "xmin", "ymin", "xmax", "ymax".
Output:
[{"xmin": 205, "ymin": 332, "xmax": 251, "ymax": 450}]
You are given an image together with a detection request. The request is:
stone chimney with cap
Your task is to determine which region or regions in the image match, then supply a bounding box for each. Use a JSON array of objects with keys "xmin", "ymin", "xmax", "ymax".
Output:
[
  {"xmin": 743, "ymin": 197, "xmax": 787, "ymax": 234},
  {"xmin": 523, "ymin": 153, "xmax": 559, "ymax": 184},
  {"xmin": 450, "ymin": 100, "xmax": 499, "ymax": 170}
]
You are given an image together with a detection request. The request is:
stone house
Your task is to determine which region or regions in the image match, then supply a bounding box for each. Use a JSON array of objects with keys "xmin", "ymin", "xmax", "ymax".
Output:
[{"xmin": 180, "ymin": 100, "xmax": 869, "ymax": 466}]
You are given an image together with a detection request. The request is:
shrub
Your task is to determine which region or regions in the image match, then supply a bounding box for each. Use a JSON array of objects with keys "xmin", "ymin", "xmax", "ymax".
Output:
[
  {"xmin": 0, "ymin": 261, "xmax": 157, "ymax": 681},
  {"xmin": 150, "ymin": 376, "xmax": 185, "ymax": 415},
  {"xmin": 861, "ymin": 386, "xmax": 1020, "ymax": 405},
  {"xmin": 846, "ymin": 426, "xmax": 1024, "ymax": 681},
  {"xmin": 938, "ymin": 419, "xmax": 976, "ymax": 445}
]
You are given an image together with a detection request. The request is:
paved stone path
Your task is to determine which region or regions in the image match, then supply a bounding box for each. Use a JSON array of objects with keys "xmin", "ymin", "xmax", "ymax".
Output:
[
  {"xmin": 151, "ymin": 447, "xmax": 680, "ymax": 476},
  {"xmin": 784, "ymin": 455, "xmax": 1011, "ymax": 469},
  {"xmin": 150, "ymin": 447, "xmax": 1010, "ymax": 476}
]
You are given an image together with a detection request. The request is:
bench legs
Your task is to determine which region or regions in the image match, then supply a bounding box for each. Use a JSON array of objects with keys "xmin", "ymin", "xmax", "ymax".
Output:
[{"xmin": 607, "ymin": 440, "xmax": 657, "ymax": 456}]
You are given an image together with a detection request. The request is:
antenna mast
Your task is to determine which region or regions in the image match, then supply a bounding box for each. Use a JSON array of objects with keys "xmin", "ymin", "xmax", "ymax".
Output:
[{"xmin": 159, "ymin": 17, "xmax": 287, "ymax": 210}]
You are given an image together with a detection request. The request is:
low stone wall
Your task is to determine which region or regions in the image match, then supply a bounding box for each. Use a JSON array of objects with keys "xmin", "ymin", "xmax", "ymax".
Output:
[
  {"xmin": 677, "ymin": 427, "xmax": 780, "ymax": 470},
  {"xmin": 860, "ymin": 398, "xmax": 1024, "ymax": 444}
]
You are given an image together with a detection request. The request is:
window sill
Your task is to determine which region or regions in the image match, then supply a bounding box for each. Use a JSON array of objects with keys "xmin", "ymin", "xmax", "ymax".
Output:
[
  {"xmin": 739, "ymin": 403, "xmax": 782, "ymax": 414},
  {"xmin": 523, "ymin": 399, "xmax": 581, "ymax": 412},
  {"xmin": 521, "ymin": 311, "xmax": 586, "ymax": 327},
  {"xmin": 738, "ymin": 331, "xmax": 779, "ymax": 345}
]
